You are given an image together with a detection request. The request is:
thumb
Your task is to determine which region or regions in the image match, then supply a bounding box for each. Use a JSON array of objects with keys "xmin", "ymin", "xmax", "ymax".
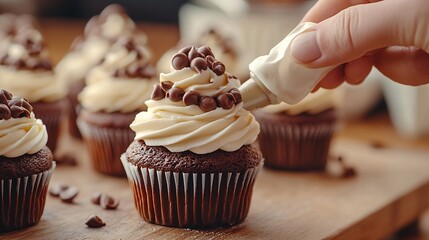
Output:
[{"xmin": 290, "ymin": 0, "xmax": 429, "ymax": 68}]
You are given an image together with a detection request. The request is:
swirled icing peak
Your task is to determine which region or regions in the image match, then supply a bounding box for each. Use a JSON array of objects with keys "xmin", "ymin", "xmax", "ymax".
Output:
[
  {"xmin": 0, "ymin": 89, "xmax": 48, "ymax": 158},
  {"xmin": 130, "ymin": 46, "xmax": 260, "ymax": 154}
]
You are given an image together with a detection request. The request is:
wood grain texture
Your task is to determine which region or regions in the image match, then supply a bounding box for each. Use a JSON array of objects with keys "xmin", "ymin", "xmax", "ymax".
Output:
[{"xmin": 1, "ymin": 113, "xmax": 429, "ymax": 240}]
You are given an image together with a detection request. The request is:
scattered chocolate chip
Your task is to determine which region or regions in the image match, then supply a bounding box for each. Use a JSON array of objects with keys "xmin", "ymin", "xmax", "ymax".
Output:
[
  {"xmin": 85, "ymin": 215, "xmax": 106, "ymax": 228},
  {"xmin": 168, "ymin": 87, "xmax": 185, "ymax": 102},
  {"xmin": 342, "ymin": 167, "xmax": 357, "ymax": 178},
  {"xmin": 216, "ymin": 93, "xmax": 235, "ymax": 110},
  {"xmin": 190, "ymin": 57, "xmax": 208, "ymax": 73},
  {"xmin": 172, "ymin": 53, "xmax": 189, "ymax": 70},
  {"xmin": 160, "ymin": 81, "xmax": 174, "ymax": 92},
  {"xmin": 151, "ymin": 85, "xmax": 165, "ymax": 100},
  {"xmin": 198, "ymin": 46, "xmax": 214, "ymax": 57},
  {"xmin": 56, "ymin": 154, "xmax": 78, "ymax": 166},
  {"xmin": 59, "ymin": 186, "xmax": 79, "ymax": 203},
  {"xmin": 199, "ymin": 96, "xmax": 217, "ymax": 112},
  {"xmin": 229, "ymin": 88, "xmax": 242, "ymax": 104},
  {"xmin": 100, "ymin": 194, "xmax": 119, "ymax": 210},
  {"xmin": 178, "ymin": 46, "xmax": 192, "ymax": 55},
  {"xmin": 370, "ymin": 141, "xmax": 386, "ymax": 149},
  {"xmin": 183, "ymin": 91, "xmax": 200, "ymax": 106},
  {"xmin": 49, "ymin": 184, "xmax": 69, "ymax": 197},
  {"xmin": 212, "ymin": 61, "xmax": 225, "ymax": 75},
  {"xmin": 91, "ymin": 192, "xmax": 102, "ymax": 205}
]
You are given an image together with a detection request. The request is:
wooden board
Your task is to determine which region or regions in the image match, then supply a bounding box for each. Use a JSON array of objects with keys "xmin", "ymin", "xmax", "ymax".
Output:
[{"xmin": 2, "ymin": 116, "xmax": 429, "ymax": 239}]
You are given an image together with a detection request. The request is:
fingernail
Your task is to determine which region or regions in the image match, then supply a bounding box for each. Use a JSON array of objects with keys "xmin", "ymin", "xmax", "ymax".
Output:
[{"xmin": 290, "ymin": 31, "xmax": 322, "ymax": 63}]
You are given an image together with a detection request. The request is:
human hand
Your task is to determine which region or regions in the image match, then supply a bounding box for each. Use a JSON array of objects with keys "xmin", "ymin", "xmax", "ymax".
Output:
[{"xmin": 290, "ymin": 0, "xmax": 429, "ymax": 91}]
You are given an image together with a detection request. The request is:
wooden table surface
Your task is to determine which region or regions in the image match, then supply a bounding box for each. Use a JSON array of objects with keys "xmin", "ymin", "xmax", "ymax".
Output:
[{"xmin": 1, "ymin": 19, "xmax": 429, "ymax": 240}]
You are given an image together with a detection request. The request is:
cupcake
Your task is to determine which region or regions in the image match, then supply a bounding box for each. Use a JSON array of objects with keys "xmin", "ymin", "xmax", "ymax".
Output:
[
  {"xmin": 122, "ymin": 46, "xmax": 262, "ymax": 228},
  {"xmin": 156, "ymin": 29, "xmax": 244, "ymax": 79},
  {"xmin": 0, "ymin": 89, "xmax": 55, "ymax": 232},
  {"xmin": 77, "ymin": 36, "xmax": 156, "ymax": 177},
  {"xmin": 0, "ymin": 25, "xmax": 66, "ymax": 154},
  {"xmin": 253, "ymin": 89, "xmax": 339, "ymax": 170},
  {"xmin": 55, "ymin": 4, "xmax": 148, "ymax": 139}
]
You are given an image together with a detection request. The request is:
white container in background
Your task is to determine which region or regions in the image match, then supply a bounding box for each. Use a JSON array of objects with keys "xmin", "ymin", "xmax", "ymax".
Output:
[{"xmin": 382, "ymin": 74, "xmax": 429, "ymax": 137}]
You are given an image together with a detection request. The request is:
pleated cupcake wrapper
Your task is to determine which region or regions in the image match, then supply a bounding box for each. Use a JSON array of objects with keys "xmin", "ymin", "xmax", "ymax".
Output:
[
  {"xmin": 78, "ymin": 119, "xmax": 133, "ymax": 177},
  {"xmin": 0, "ymin": 162, "xmax": 56, "ymax": 232},
  {"xmin": 36, "ymin": 106, "xmax": 62, "ymax": 153},
  {"xmin": 121, "ymin": 154, "xmax": 262, "ymax": 228},
  {"xmin": 257, "ymin": 120, "xmax": 335, "ymax": 170}
]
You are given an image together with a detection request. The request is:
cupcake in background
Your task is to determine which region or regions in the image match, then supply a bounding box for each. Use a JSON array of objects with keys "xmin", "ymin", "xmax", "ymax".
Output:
[
  {"xmin": 55, "ymin": 4, "xmax": 149, "ymax": 139},
  {"xmin": 253, "ymin": 89, "xmax": 339, "ymax": 170},
  {"xmin": 0, "ymin": 25, "xmax": 66, "ymax": 154},
  {"xmin": 122, "ymin": 46, "xmax": 262, "ymax": 228},
  {"xmin": 157, "ymin": 28, "xmax": 245, "ymax": 80},
  {"xmin": 77, "ymin": 36, "xmax": 156, "ymax": 177},
  {"xmin": 0, "ymin": 89, "xmax": 55, "ymax": 232}
]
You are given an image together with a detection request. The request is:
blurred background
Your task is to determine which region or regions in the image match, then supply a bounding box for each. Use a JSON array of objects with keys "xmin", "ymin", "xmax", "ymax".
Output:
[{"xmin": 0, "ymin": 0, "xmax": 428, "ymax": 238}]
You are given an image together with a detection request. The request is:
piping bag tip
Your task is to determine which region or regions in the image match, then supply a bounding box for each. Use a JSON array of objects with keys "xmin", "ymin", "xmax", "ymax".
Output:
[{"xmin": 239, "ymin": 78, "xmax": 272, "ymax": 111}]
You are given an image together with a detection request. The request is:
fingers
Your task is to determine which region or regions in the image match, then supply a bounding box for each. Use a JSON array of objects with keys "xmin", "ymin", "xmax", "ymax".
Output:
[
  {"xmin": 313, "ymin": 55, "xmax": 373, "ymax": 92},
  {"xmin": 374, "ymin": 46, "xmax": 429, "ymax": 86},
  {"xmin": 292, "ymin": 0, "xmax": 429, "ymax": 68},
  {"xmin": 302, "ymin": 0, "xmax": 382, "ymax": 23}
]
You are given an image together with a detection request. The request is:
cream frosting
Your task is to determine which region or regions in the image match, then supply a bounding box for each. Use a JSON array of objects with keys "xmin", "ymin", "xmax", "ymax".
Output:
[
  {"xmin": 55, "ymin": 37, "xmax": 110, "ymax": 85},
  {"xmin": 0, "ymin": 66, "xmax": 66, "ymax": 103},
  {"xmin": 0, "ymin": 112, "xmax": 48, "ymax": 158},
  {"xmin": 78, "ymin": 46, "xmax": 156, "ymax": 113},
  {"xmin": 242, "ymin": 22, "xmax": 338, "ymax": 110},
  {"xmin": 130, "ymin": 67, "xmax": 260, "ymax": 154},
  {"xmin": 261, "ymin": 89, "xmax": 340, "ymax": 115}
]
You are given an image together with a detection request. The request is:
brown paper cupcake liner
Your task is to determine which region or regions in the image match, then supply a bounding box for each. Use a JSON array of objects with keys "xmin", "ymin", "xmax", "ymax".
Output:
[
  {"xmin": 257, "ymin": 119, "xmax": 335, "ymax": 170},
  {"xmin": 78, "ymin": 120, "xmax": 134, "ymax": 177},
  {"xmin": 121, "ymin": 154, "xmax": 262, "ymax": 228},
  {"xmin": 0, "ymin": 162, "xmax": 56, "ymax": 232}
]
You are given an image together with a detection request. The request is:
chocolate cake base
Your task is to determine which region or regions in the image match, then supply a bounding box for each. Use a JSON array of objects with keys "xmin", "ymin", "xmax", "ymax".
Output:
[
  {"xmin": 253, "ymin": 109, "xmax": 336, "ymax": 171},
  {"xmin": 32, "ymin": 99, "xmax": 66, "ymax": 154},
  {"xmin": 78, "ymin": 109, "xmax": 138, "ymax": 177},
  {"xmin": 67, "ymin": 81, "xmax": 85, "ymax": 139},
  {"xmin": 0, "ymin": 146, "xmax": 53, "ymax": 180},
  {"xmin": 122, "ymin": 141, "xmax": 263, "ymax": 228}
]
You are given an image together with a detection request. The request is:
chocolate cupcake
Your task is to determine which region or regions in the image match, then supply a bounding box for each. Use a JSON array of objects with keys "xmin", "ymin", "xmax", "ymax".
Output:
[
  {"xmin": 0, "ymin": 25, "xmax": 66, "ymax": 154},
  {"xmin": 122, "ymin": 46, "xmax": 262, "ymax": 228},
  {"xmin": 77, "ymin": 36, "xmax": 156, "ymax": 177},
  {"xmin": 55, "ymin": 4, "xmax": 148, "ymax": 139},
  {"xmin": 253, "ymin": 89, "xmax": 339, "ymax": 170},
  {"xmin": 0, "ymin": 89, "xmax": 55, "ymax": 232}
]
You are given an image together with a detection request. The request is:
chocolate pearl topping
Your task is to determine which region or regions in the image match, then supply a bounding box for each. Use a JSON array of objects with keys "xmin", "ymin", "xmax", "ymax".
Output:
[
  {"xmin": 229, "ymin": 88, "xmax": 242, "ymax": 104},
  {"xmin": 216, "ymin": 93, "xmax": 235, "ymax": 110},
  {"xmin": 0, "ymin": 89, "xmax": 33, "ymax": 120},
  {"xmin": 172, "ymin": 45, "xmax": 226, "ymax": 76},
  {"xmin": 199, "ymin": 96, "xmax": 217, "ymax": 112},
  {"xmin": 183, "ymin": 91, "xmax": 200, "ymax": 106},
  {"xmin": 168, "ymin": 87, "xmax": 185, "ymax": 102}
]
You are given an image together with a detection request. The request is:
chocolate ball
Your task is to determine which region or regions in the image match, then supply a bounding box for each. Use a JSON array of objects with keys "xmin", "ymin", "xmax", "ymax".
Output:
[
  {"xmin": 172, "ymin": 53, "xmax": 189, "ymax": 70},
  {"xmin": 199, "ymin": 96, "xmax": 217, "ymax": 112},
  {"xmin": 183, "ymin": 91, "xmax": 200, "ymax": 106},
  {"xmin": 168, "ymin": 87, "xmax": 185, "ymax": 102}
]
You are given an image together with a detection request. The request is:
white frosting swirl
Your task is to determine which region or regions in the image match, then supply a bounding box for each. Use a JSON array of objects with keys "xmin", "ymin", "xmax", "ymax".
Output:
[
  {"xmin": 55, "ymin": 37, "xmax": 110, "ymax": 85},
  {"xmin": 0, "ymin": 67, "xmax": 66, "ymax": 102},
  {"xmin": 0, "ymin": 112, "xmax": 48, "ymax": 158},
  {"xmin": 131, "ymin": 68, "xmax": 260, "ymax": 154},
  {"xmin": 261, "ymin": 89, "xmax": 340, "ymax": 115},
  {"xmin": 78, "ymin": 47, "xmax": 157, "ymax": 113}
]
